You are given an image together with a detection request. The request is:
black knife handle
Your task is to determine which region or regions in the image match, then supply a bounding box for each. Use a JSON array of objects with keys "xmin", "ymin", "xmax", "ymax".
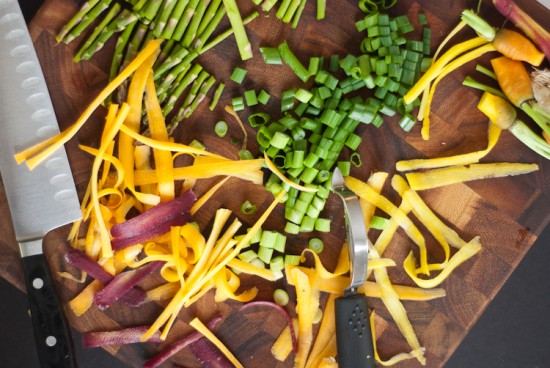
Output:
[
  {"xmin": 335, "ymin": 293, "xmax": 376, "ymax": 368},
  {"xmin": 21, "ymin": 252, "xmax": 77, "ymax": 368}
]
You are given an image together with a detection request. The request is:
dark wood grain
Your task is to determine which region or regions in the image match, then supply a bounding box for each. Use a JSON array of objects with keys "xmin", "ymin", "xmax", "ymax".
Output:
[{"xmin": 1, "ymin": 0, "xmax": 549, "ymax": 367}]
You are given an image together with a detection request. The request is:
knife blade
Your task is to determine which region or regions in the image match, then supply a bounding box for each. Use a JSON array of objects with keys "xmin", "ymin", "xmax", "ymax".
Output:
[
  {"xmin": 331, "ymin": 168, "xmax": 376, "ymax": 368},
  {"xmin": 0, "ymin": 0, "xmax": 81, "ymax": 367}
]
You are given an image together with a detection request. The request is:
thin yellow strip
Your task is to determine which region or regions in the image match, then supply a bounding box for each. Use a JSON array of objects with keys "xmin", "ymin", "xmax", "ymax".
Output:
[
  {"xmin": 344, "ymin": 176, "xmax": 429, "ymax": 275},
  {"xmin": 405, "ymin": 162, "xmax": 539, "ymax": 191},
  {"xmin": 396, "ymin": 122, "xmax": 502, "ymax": 171},
  {"xmin": 191, "ymin": 177, "xmax": 230, "ymax": 215},
  {"xmin": 145, "ymin": 72, "xmax": 175, "ymax": 202},
  {"xmin": 264, "ymin": 152, "xmax": 318, "ymax": 193},
  {"xmin": 118, "ymin": 124, "xmax": 224, "ymax": 158},
  {"xmin": 134, "ymin": 159, "xmax": 264, "ymax": 186},
  {"xmin": 422, "ymin": 43, "xmax": 497, "ymax": 139},
  {"xmin": 16, "ymin": 40, "xmax": 163, "ymax": 169},
  {"xmin": 189, "ymin": 317, "xmax": 244, "ymax": 368},
  {"xmin": 404, "ymin": 237, "xmax": 482, "ymax": 288}
]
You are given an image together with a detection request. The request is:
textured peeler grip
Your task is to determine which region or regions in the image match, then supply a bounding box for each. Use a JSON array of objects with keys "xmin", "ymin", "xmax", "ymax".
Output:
[{"xmin": 335, "ymin": 293, "xmax": 376, "ymax": 368}]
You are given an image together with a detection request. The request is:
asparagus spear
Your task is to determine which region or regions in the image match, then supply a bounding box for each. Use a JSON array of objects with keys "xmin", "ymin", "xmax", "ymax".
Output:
[
  {"xmin": 108, "ymin": 20, "xmax": 137, "ymax": 104},
  {"xmin": 81, "ymin": 8, "xmax": 139, "ymax": 59},
  {"xmin": 162, "ymin": 63, "xmax": 203, "ymax": 115},
  {"xmin": 160, "ymin": 0, "xmax": 190, "ymax": 39},
  {"xmin": 222, "ymin": 0, "xmax": 253, "ymax": 60},
  {"xmin": 152, "ymin": 0, "xmax": 179, "ymax": 37},
  {"xmin": 74, "ymin": 2, "xmax": 122, "ymax": 62},
  {"xmin": 59, "ymin": 0, "xmax": 113, "ymax": 44},
  {"xmin": 156, "ymin": 51, "xmax": 199, "ymax": 90},
  {"xmin": 169, "ymin": 72, "xmax": 213, "ymax": 133},
  {"xmin": 196, "ymin": 0, "xmax": 222, "ymax": 36},
  {"xmin": 154, "ymin": 44, "xmax": 190, "ymax": 80},
  {"xmin": 194, "ymin": 2, "xmax": 225, "ymax": 50},
  {"xmin": 154, "ymin": 39, "xmax": 177, "ymax": 69},
  {"xmin": 139, "ymin": 0, "xmax": 164, "ymax": 24},
  {"xmin": 181, "ymin": 0, "xmax": 210, "ymax": 48},
  {"xmin": 199, "ymin": 10, "xmax": 259, "ymax": 54},
  {"xmin": 171, "ymin": 0, "xmax": 199, "ymax": 41},
  {"xmin": 57, "ymin": 0, "xmax": 104, "ymax": 42},
  {"xmin": 115, "ymin": 22, "xmax": 149, "ymax": 103},
  {"xmin": 182, "ymin": 75, "xmax": 216, "ymax": 119},
  {"xmin": 291, "ymin": 0, "xmax": 307, "ymax": 28},
  {"xmin": 193, "ymin": 1, "xmax": 225, "ymax": 51}
]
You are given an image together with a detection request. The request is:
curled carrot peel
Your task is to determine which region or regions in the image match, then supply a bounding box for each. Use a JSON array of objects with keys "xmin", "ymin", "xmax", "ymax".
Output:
[
  {"xmin": 403, "ymin": 36, "xmax": 489, "ymax": 105},
  {"xmin": 421, "ymin": 43, "xmax": 497, "ymax": 139}
]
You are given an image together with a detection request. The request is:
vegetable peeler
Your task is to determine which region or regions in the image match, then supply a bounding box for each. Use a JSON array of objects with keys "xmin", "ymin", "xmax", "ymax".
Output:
[{"xmin": 331, "ymin": 168, "xmax": 376, "ymax": 368}]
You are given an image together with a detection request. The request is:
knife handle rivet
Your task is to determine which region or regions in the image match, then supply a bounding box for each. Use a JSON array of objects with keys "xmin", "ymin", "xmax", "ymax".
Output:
[
  {"xmin": 32, "ymin": 277, "xmax": 44, "ymax": 289},
  {"xmin": 45, "ymin": 336, "xmax": 57, "ymax": 347}
]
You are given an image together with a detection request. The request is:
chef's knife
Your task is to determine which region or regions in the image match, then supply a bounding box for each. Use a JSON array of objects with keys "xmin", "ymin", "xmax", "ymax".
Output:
[
  {"xmin": 331, "ymin": 168, "xmax": 376, "ymax": 368},
  {"xmin": 0, "ymin": 0, "xmax": 81, "ymax": 367}
]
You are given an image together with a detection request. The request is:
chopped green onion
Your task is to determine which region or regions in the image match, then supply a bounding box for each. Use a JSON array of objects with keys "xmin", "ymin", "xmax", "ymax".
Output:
[
  {"xmin": 329, "ymin": 55, "xmax": 339, "ymax": 72},
  {"xmin": 248, "ymin": 227, "xmax": 262, "ymax": 244},
  {"xmin": 300, "ymin": 215, "xmax": 316, "ymax": 232},
  {"xmin": 258, "ymin": 89, "xmax": 271, "ymax": 105},
  {"xmin": 418, "ymin": 12, "xmax": 427, "ymax": 25},
  {"xmin": 308, "ymin": 237, "xmax": 324, "ymax": 253},
  {"xmin": 248, "ymin": 112, "xmax": 270, "ymax": 127},
  {"xmin": 240, "ymin": 200, "xmax": 257, "ymax": 215},
  {"xmin": 244, "ymin": 89, "xmax": 258, "ymax": 106},
  {"xmin": 230, "ymin": 66, "xmax": 247, "ymax": 84},
  {"xmin": 284, "ymin": 254, "xmax": 301, "ymax": 266},
  {"xmin": 270, "ymin": 256, "xmax": 285, "ymax": 273},
  {"xmin": 398, "ymin": 113, "xmax": 416, "ymax": 131},
  {"xmin": 295, "ymin": 88, "xmax": 313, "ymax": 103},
  {"xmin": 278, "ymin": 41, "xmax": 310, "ymax": 83},
  {"xmin": 214, "ymin": 120, "xmax": 228, "ymax": 137},
  {"xmin": 273, "ymin": 288, "xmax": 289, "ymax": 306},
  {"xmin": 260, "ymin": 46, "xmax": 283, "ymax": 64},
  {"xmin": 250, "ymin": 258, "xmax": 265, "ymax": 269},
  {"xmin": 284, "ymin": 221, "xmax": 301, "ymax": 234},
  {"xmin": 189, "ymin": 139, "xmax": 206, "ymax": 150},
  {"xmin": 337, "ymin": 161, "xmax": 351, "ymax": 176},
  {"xmin": 350, "ymin": 152, "xmax": 362, "ymax": 167},
  {"xmin": 270, "ymin": 131, "xmax": 291, "ymax": 149},
  {"xmin": 232, "ymin": 96, "xmax": 245, "ymax": 111},
  {"xmin": 238, "ymin": 249, "xmax": 258, "ymax": 262},
  {"xmin": 314, "ymin": 218, "xmax": 331, "ymax": 232},
  {"xmin": 345, "ymin": 133, "xmax": 362, "ymax": 150},
  {"xmin": 257, "ymin": 246, "xmax": 274, "ymax": 263},
  {"xmin": 370, "ymin": 215, "xmax": 389, "ymax": 230}
]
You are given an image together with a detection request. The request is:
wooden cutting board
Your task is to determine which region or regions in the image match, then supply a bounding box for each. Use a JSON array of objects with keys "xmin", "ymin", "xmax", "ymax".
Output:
[{"xmin": 1, "ymin": 0, "xmax": 550, "ymax": 366}]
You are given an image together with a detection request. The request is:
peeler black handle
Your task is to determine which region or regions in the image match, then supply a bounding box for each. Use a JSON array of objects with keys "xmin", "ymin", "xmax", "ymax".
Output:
[{"xmin": 335, "ymin": 293, "xmax": 376, "ymax": 368}]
